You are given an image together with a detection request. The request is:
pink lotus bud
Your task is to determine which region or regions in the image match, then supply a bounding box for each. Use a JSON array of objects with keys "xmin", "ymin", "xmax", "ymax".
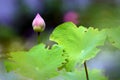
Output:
[
  {"xmin": 32, "ymin": 13, "xmax": 45, "ymax": 32},
  {"xmin": 63, "ymin": 11, "xmax": 79, "ymax": 25}
]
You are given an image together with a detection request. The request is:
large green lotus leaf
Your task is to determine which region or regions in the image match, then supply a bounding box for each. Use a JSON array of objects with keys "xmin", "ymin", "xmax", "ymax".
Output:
[
  {"xmin": 50, "ymin": 69, "xmax": 108, "ymax": 80},
  {"xmin": 5, "ymin": 44, "xmax": 65, "ymax": 80},
  {"xmin": 107, "ymin": 27, "xmax": 120, "ymax": 49},
  {"xmin": 50, "ymin": 22, "xmax": 106, "ymax": 71}
]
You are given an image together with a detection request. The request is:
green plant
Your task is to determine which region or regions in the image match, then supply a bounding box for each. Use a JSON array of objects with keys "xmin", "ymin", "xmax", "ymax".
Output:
[{"xmin": 1, "ymin": 14, "xmax": 120, "ymax": 80}]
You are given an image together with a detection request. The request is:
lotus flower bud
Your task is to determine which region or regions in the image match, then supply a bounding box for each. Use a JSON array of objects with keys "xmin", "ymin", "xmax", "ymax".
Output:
[
  {"xmin": 63, "ymin": 11, "xmax": 79, "ymax": 25},
  {"xmin": 32, "ymin": 13, "xmax": 45, "ymax": 32}
]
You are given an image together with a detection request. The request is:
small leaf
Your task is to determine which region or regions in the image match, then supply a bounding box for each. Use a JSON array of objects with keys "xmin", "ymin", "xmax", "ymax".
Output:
[{"xmin": 50, "ymin": 22, "xmax": 106, "ymax": 71}]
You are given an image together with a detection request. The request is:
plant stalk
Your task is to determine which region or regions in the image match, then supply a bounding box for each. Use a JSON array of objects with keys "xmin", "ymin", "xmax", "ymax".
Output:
[
  {"xmin": 37, "ymin": 32, "xmax": 41, "ymax": 44},
  {"xmin": 84, "ymin": 61, "xmax": 89, "ymax": 80}
]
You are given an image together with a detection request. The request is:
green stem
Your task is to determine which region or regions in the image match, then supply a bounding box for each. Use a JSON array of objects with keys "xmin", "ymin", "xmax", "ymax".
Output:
[
  {"xmin": 84, "ymin": 61, "xmax": 89, "ymax": 80},
  {"xmin": 37, "ymin": 32, "xmax": 41, "ymax": 44}
]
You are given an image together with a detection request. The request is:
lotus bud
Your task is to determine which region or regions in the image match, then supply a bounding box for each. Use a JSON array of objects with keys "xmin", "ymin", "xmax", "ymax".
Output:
[
  {"xmin": 63, "ymin": 11, "xmax": 79, "ymax": 25},
  {"xmin": 32, "ymin": 13, "xmax": 45, "ymax": 32}
]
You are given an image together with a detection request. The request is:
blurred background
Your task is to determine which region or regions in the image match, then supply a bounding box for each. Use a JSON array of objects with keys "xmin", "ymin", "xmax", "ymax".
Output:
[{"xmin": 0, "ymin": 0, "xmax": 120, "ymax": 80}]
